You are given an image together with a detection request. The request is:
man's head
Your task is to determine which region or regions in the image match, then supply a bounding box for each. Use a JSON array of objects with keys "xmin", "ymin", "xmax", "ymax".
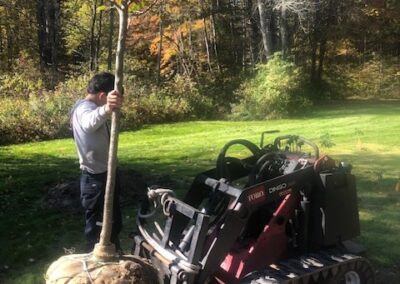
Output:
[
  {"xmin": 87, "ymin": 72, "xmax": 115, "ymax": 105},
  {"xmin": 87, "ymin": 72, "xmax": 115, "ymax": 94}
]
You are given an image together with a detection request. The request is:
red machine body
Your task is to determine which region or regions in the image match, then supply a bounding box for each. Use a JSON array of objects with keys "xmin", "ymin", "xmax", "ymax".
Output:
[{"xmin": 215, "ymin": 193, "xmax": 299, "ymax": 283}]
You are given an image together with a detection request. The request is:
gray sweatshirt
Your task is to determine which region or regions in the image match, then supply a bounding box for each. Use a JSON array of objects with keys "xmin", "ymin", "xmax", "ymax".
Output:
[{"xmin": 71, "ymin": 100, "xmax": 110, "ymax": 174}]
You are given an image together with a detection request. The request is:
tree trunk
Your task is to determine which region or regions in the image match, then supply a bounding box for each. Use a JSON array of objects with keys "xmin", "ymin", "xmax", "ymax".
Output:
[
  {"xmin": 203, "ymin": 18, "xmax": 212, "ymax": 72},
  {"xmin": 257, "ymin": 0, "xmax": 273, "ymax": 61},
  {"xmin": 247, "ymin": 0, "xmax": 258, "ymax": 65},
  {"xmin": 310, "ymin": 39, "xmax": 317, "ymax": 85},
  {"xmin": 36, "ymin": 0, "xmax": 59, "ymax": 84},
  {"xmin": 107, "ymin": 8, "xmax": 115, "ymax": 71},
  {"xmin": 189, "ymin": 16, "xmax": 192, "ymax": 63},
  {"xmin": 316, "ymin": 39, "xmax": 326, "ymax": 84},
  {"xmin": 50, "ymin": 0, "xmax": 60, "ymax": 87},
  {"xmin": 95, "ymin": 0, "xmax": 104, "ymax": 72},
  {"xmin": 36, "ymin": 0, "xmax": 48, "ymax": 71},
  {"xmin": 156, "ymin": 0, "xmax": 164, "ymax": 85},
  {"xmin": 230, "ymin": 2, "xmax": 238, "ymax": 66},
  {"xmin": 210, "ymin": 1, "xmax": 221, "ymax": 72},
  {"xmin": 0, "ymin": 24, "xmax": 3, "ymax": 56},
  {"xmin": 309, "ymin": 2, "xmax": 318, "ymax": 86},
  {"xmin": 90, "ymin": 0, "xmax": 98, "ymax": 71},
  {"xmin": 280, "ymin": 5, "xmax": 288, "ymax": 58},
  {"xmin": 363, "ymin": 32, "xmax": 366, "ymax": 64},
  {"xmin": 5, "ymin": 16, "xmax": 13, "ymax": 70},
  {"xmin": 94, "ymin": 1, "xmax": 128, "ymax": 260},
  {"xmin": 241, "ymin": 0, "xmax": 247, "ymax": 69},
  {"xmin": 187, "ymin": 17, "xmax": 196, "ymax": 76},
  {"xmin": 199, "ymin": 0, "xmax": 212, "ymax": 72}
]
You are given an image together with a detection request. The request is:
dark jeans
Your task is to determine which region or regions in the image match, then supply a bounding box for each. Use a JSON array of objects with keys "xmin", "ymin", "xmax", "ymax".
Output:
[{"xmin": 80, "ymin": 171, "xmax": 122, "ymax": 252}]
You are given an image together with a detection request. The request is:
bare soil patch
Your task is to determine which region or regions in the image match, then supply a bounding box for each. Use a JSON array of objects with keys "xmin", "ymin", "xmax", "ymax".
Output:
[{"xmin": 45, "ymin": 168, "xmax": 176, "ymax": 214}]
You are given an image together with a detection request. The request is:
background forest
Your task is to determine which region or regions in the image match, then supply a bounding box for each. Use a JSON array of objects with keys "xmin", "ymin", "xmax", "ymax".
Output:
[{"xmin": 0, "ymin": 0, "xmax": 399, "ymax": 144}]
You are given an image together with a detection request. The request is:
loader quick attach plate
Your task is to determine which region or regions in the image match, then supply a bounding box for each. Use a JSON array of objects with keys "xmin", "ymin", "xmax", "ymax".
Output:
[{"xmin": 310, "ymin": 172, "xmax": 361, "ymax": 247}]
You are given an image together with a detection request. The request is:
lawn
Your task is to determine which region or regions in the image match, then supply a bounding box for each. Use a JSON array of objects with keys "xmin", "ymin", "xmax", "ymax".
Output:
[{"xmin": 0, "ymin": 100, "xmax": 399, "ymax": 283}]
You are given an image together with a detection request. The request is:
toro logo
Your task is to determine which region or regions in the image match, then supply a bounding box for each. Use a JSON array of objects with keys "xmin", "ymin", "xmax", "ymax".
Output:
[
  {"xmin": 268, "ymin": 183, "xmax": 287, "ymax": 194},
  {"xmin": 246, "ymin": 188, "xmax": 266, "ymax": 204}
]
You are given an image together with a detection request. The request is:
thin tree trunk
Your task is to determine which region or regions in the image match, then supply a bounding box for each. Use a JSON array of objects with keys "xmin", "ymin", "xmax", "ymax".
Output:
[
  {"xmin": 156, "ymin": 0, "xmax": 164, "ymax": 85},
  {"xmin": 0, "ymin": 25, "xmax": 3, "ymax": 56},
  {"xmin": 257, "ymin": 0, "xmax": 273, "ymax": 61},
  {"xmin": 230, "ymin": 2, "xmax": 238, "ymax": 65},
  {"xmin": 36, "ymin": 0, "xmax": 47, "ymax": 71},
  {"xmin": 280, "ymin": 5, "xmax": 288, "ymax": 58},
  {"xmin": 50, "ymin": 0, "xmax": 60, "ymax": 87},
  {"xmin": 36, "ymin": 0, "xmax": 59, "ymax": 85},
  {"xmin": 95, "ymin": 0, "xmax": 104, "ymax": 72},
  {"xmin": 241, "ymin": 0, "xmax": 247, "ymax": 69},
  {"xmin": 188, "ymin": 17, "xmax": 195, "ymax": 76},
  {"xmin": 210, "ymin": 0, "xmax": 221, "ymax": 72},
  {"xmin": 107, "ymin": 8, "xmax": 115, "ymax": 70},
  {"xmin": 90, "ymin": 0, "xmax": 98, "ymax": 71},
  {"xmin": 363, "ymin": 32, "xmax": 366, "ymax": 65},
  {"xmin": 94, "ymin": 2, "xmax": 128, "ymax": 260},
  {"xmin": 199, "ymin": 0, "xmax": 212, "ymax": 72},
  {"xmin": 310, "ymin": 40, "xmax": 317, "ymax": 85},
  {"xmin": 316, "ymin": 39, "xmax": 326, "ymax": 84},
  {"xmin": 5, "ymin": 15, "xmax": 13, "ymax": 70},
  {"xmin": 0, "ymin": 23, "xmax": 6, "ymax": 70},
  {"xmin": 203, "ymin": 18, "xmax": 212, "ymax": 72},
  {"xmin": 310, "ymin": 6, "xmax": 318, "ymax": 86},
  {"xmin": 247, "ymin": 0, "xmax": 257, "ymax": 65}
]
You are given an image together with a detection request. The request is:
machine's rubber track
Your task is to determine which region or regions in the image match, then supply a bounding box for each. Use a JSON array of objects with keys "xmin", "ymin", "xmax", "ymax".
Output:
[{"xmin": 240, "ymin": 250, "xmax": 375, "ymax": 284}]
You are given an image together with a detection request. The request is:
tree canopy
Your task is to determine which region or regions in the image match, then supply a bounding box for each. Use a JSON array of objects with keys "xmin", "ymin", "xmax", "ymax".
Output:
[
  {"xmin": 0, "ymin": 0, "xmax": 399, "ymax": 143},
  {"xmin": 0, "ymin": 0, "xmax": 398, "ymax": 83}
]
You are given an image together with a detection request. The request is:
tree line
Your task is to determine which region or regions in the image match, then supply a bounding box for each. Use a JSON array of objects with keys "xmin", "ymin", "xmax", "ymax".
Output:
[
  {"xmin": 0, "ymin": 0, "xmax": 398, "ymax": 89},
  {"xmin": 0, "ymin": 0, "xmax": 399, "ymax": 144}
]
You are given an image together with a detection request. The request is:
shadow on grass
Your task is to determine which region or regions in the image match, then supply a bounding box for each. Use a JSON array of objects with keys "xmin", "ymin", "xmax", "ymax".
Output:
[
  {"xmin": 1, "ymin": 142, "xmax": 400, "ymax": 282},
  {"xmin": 0, "ymin": 150, "xmax": 207, "ymax": 283},
  {"xmin": 0, "ymin": 152, "xmax": 83, "ymax": 283},
  {"xmin": 335, "ymin": 152, "xmax": 400, "ymax": 279},
  {"xmin": 311, "ymin": 100, "xmax": 400, "ymax": 118}
]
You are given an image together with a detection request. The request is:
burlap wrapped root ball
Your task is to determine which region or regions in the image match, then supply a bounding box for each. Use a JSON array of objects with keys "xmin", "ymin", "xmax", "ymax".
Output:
[{"xmin": 45, "ymin": 253, "xmax": 160, "ymax": 284}]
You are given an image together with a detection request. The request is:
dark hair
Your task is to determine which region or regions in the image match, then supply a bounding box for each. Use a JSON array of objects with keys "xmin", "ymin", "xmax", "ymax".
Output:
[{"xmin": 87, "ymin": 72, "xmax": 115, "ymax": 94}]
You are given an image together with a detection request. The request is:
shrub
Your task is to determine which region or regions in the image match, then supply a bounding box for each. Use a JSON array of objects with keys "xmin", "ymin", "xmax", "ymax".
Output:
[
  {"xmin": 197, "ymin": 74, "xmax": 243, "ymax": 117},
  {"xmin": 0, "ymin": 75, "xmax": 86, "ymax": 144},
  {"xmin": 122, "ymin": 74, "xmax": 213, "ymax": 128},
  {"xmin": 0, "ymin": 54, "xmax": 44, "ymax": 98},
  {"xmin": 168, "ymin": 75, "xmax": 213, "ymax": 118},
  {"xmin": 347, "ymin": 57, "xmax": 400, "ymax": 99},
  {"xmin": 0, "ymin": 71, "xmax": 217, "ymax": 144},
  {"xmin": 231, "ymin": 54, "xmax": 312, "ymax": 120}
]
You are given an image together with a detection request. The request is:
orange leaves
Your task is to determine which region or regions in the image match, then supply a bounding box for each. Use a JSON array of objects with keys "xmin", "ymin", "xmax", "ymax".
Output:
[
  {"xmin": 150, "ymin": 19, "xmax": 208, "ymax": 73},
  {"xmin": 108, "ymin": 0, "xmax": 153, "ymax": 11},
  {"xmin": 126, "ymin": 0, "xmax": 213, "ymax": 76},
  {"xmin": 166, "ymin": 3, "xmax": 182, "ymax": 15},
  {"xmin": 128, "ymin": 14, "xmax": 160, "ymax": 46}
]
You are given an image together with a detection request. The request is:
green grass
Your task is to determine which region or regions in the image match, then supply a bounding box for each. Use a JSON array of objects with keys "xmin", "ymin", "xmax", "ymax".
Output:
[{"xmin": 1, "ymin": 100, "xmax": 399, "ymax": 283}]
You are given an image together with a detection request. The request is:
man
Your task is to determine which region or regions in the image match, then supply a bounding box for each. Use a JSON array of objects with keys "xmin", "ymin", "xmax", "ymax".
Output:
[{"xmin": 70, "ymin": 72, "xmax": 123, "ymax": 252}]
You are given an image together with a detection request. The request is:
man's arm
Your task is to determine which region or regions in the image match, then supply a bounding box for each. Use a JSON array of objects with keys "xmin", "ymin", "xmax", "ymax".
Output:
[
  {"xmin": 77, "ymin": 90, "xmax": 122, "ymax": 133},
  {"xmin": 77, "ymin": 104, "xmax": 109, "ymax": 133}
]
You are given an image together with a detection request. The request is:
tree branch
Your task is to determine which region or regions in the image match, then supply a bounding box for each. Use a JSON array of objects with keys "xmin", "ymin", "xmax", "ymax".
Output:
[
  {"xmin": 106, "ymin": 0, "xmax": 121, "ymax": 10},
  {"xmin": 272, "ymin": 0, "xmax": 320, "ymax": 32},
  {"xmin": 129, "ymin": 0, "xmax": 160, "ymax": 17}
]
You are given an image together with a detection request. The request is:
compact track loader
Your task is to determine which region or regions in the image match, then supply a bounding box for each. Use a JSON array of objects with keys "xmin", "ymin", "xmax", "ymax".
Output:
[{"xmin": 133, "ymin": 132, "xmax": 375, "ymax": 284}]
